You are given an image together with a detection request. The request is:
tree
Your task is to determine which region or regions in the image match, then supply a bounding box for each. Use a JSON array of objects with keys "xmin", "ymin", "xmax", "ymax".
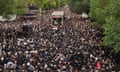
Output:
[
  {"xmin": 37, "ymin": 0, "xmax": 67, "ymax": 10},
  {"xmin": 103, "ymin": 0, "xmax": 120, "ymax": 53},
  {"xmin": 90, "ymin": 0, "xmax": 120, "ymax": 53},
  {"xmin": 89, "ymin": 0, "xmax": 109, "ymax": 25},
  {"xmin": 0, "ymin": 0, "xmax": 68, "ymax": 17},
  {"xmin": 68, "ymin": 0, "xmax": 90, "ymax": 14},
  {"xmin": 55, "ymin": 0, "xmax": 68, "ymax": 7},
  {"xmin": 14, "ymin": 0, "xmax": 28, "ymax": 15},
  {"xmin": 0, "ymin": 0, "xmax": 30, "ymax": 16},
  {"xmin": 0, "ymin": 0, "xmax": 15, "ymax": 16}
]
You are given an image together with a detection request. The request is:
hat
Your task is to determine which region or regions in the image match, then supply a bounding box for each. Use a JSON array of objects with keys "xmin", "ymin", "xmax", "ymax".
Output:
[
  {"xmin": 8, "ymin": 52, "xmax": 11, "ymax": 55},
  {"xmin": 62, "ymin": 66, "xmax": 66, "ymax": 69},
  {"xmin": 1, "ymin": 57, "xmax": 4, "ymax": 61},
  {"xmin": 27, "ymin": 62, "xmax": 30, "ymax": 66},
  {"xmin": 60, "ymin": 57, "xmax": 64, "ymax": 61}
]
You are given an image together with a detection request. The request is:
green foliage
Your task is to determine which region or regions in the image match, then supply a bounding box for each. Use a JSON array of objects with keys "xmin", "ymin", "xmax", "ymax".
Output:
[
  {"xmin": 103, "ymin": 0, "xmax": 120, "ymax": 53},
  {"xmin": 0, "ymin": 0, "xmax": 67, "ymax": 17},
  {"xmin": 90, "ymin": 0, "xmax": 120, "ymax": 53},
  {"xmin": 68, "ymin": 0, "xmax": 90, "ymax": 14},
  {"xmin": 89, "ymin": 0, "xmax": 109, "ymax": 25},
  {"xmin": 0, "ymin": 0, "xmax": 15, "ymax": 16},
  {"xmin": 38, "ymin": 0, "xmax": 67, "ymax": 10},
  {"xmin": 14, "ymin": 0, "xmax": 28, "ymax": 15}
]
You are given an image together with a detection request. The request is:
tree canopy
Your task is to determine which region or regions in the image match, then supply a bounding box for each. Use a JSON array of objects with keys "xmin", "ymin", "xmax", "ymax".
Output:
[
  {"xmin": 0, "ymin": 0, "xmax": 15, "ymax": 16},
  {"xmin": 0, "ymin": 0, "xmax": 67, "ymax": 16},
  {"xmin": 68, "ymin": 0, "xmax": 90, "ymax": 14},
  {"xmin": 89, "ymin": 0, "xmax": 120, "ymax": 53},
  {"xmin": 89, "ymin": 0, "xmax": 109, "ymax": 25},
  {"xmin": 103, "ymin": 0, "xmax": 120, "ymax": 53}
]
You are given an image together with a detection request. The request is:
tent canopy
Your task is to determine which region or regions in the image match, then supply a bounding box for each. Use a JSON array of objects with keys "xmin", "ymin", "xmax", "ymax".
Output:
[{"xmin": 52, "ymin": 11, "xmax": 64, "ymax": 16}]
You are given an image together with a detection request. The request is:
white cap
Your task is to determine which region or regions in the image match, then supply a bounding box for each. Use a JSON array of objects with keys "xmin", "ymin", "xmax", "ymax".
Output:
[
  {"xmin": 44, "ymin": 64, "xmax": 48, "ymax": 68},
  {"xmin": 62, "ymin": 66, "xmax": 66, "ymax": 69},
  {"xmin": 1, "ymin": 57, "xmax": 4, "ymax": 61},
  {"xmin": 60, "ymin": 57, "xmax": 64, "ymax": 61},
  {"xmin": 8, "ymin": 52, "xmax": 11, "ymax": 55},
  {"xmin": 27, "ymin": 62, "xmax": 30, "ymax": 66}
]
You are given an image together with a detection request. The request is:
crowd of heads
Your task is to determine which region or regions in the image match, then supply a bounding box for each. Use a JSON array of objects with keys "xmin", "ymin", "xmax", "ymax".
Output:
[{"xmin": 0, "ymin": 6, "xmax": 119, "ymax": 72}]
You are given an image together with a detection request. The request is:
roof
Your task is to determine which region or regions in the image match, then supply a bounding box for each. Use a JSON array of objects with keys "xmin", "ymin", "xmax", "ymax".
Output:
[{"xmin": 52, "ymin": 11, "xmax": 64, "ymax": 16}]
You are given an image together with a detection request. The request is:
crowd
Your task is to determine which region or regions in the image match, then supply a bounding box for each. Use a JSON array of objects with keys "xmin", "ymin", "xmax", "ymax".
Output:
[{"xmin": 0, "ymin": 6, "xmax": 119, "ymax": 72}]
